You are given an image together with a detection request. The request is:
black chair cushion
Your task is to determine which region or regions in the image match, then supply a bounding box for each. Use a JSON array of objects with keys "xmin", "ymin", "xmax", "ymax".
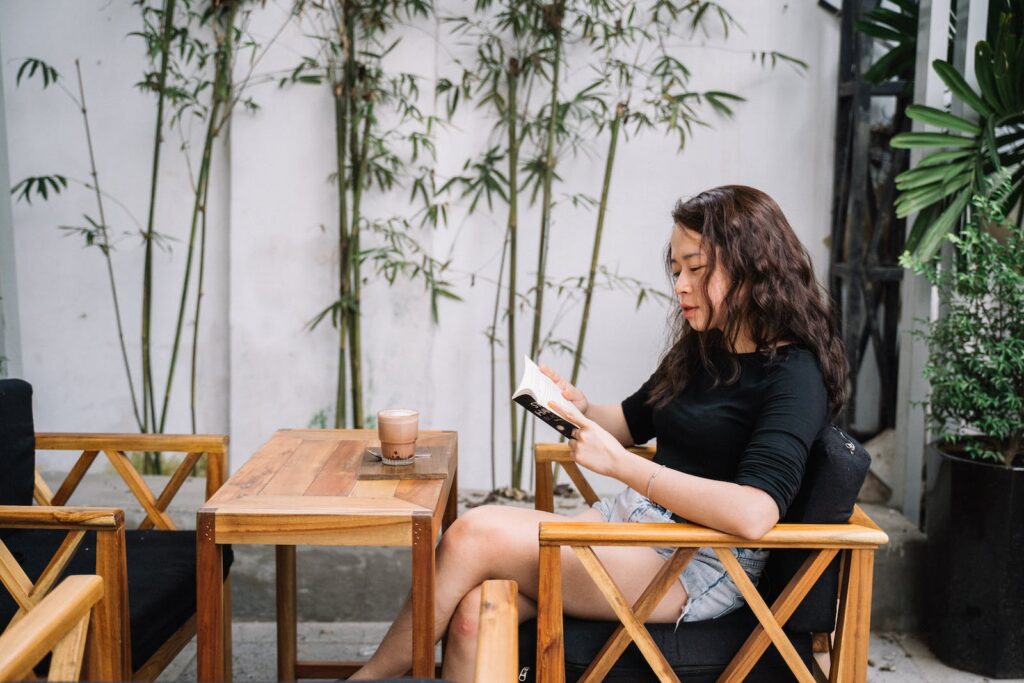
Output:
[
  {"xmin": 519, "ymin": 608, "xmax": 812, "ymax": 682},
  {"xmin": 0, "ymin": 528, "xmax": 233, "ymax": 672},
  {"xmin": 0, "ymin": 379, "xmax": 36, "ymax": 515},
  {"xmin": 762, "ymin": 424, "xmax": 871, "ymax": 633}
]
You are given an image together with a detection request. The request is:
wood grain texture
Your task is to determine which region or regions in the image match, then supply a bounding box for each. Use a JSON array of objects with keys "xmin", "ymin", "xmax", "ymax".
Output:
[
  {"xmin": 0, "ymin": 506, "xmax": 122, "ymax": 530},
  {"xmin": 572, "ymin": 546, "xmax": 679, "ymax": 683},
  {"xmin": 46, "ymin": 612, "xmax": 90, "ymax": 682},
  {"xmin": 535, "ymin": 444, "xmax": 656, "ymax": 464},
  {"xmin": 475, "ymin": 580, "xmax": 518, "ymax": 683},
  {"xmin": 103, "ymin": 450, "xmax": 176, "ymax": 531},
  {"xmin": 260, "ymin": 439, "xmax": 341, "ymax": 497},
  {"xmin": 535, "ymin": 462, "xmax": 555, "ymax": 513},
  {"xmin": 0, "ymin": 575, "xmax": 103, "ymax": 683},
  {"xmin": 92, "ymin": 520, "xmax": 129, "ymax": 681},
  {"xmin": 537, "ymin": 545, "xmax": 565, "ymax": 683},
  {"xmin": 411, "ymin": 514, "xmax": 436, "ymax": 679},
  {"xmin": 719, "ymin": 548, "xmax": 838, "ymax": 682},
  {"xmin": 139, "ymin": 451, "xmax": 203, "ymax": 530},
  {"xmin": 276, "ymin": 546, "xmax": 297, "ymax": 682},
  {"xmin": 303, "ymin": 441, "xmax": 365, "ymax": 496},
  {"xmin": 35, "ymin": 432, "xmax": 228, "ymax": 453},
  {"xmin": 195, "ymin": 428, "xmax": 457, "ymax": 679},
  {"xmin": 9, "ymin": 531, "xmax": 87, "ymax": 626},
  {"xmin": 51, "ymin": 451, "xmax": 99, "ymax": 506},
  {"xmin": 196, "ymin": 512, "xmax": 225, "ymax": 683},
  {"xmin": 580, "ymin": 548, "xmax": 695, "ymax": 683},
  {"xmin": 539, "ymin": 520, "xmax": 889, "ymax": 549},
  {"xmin": 714, "ymin": 548, "xmax": 814, "ymax": 683},
  {"xmin": 33, "ymin": 470, "xmax": 55, "ymax": 506}
]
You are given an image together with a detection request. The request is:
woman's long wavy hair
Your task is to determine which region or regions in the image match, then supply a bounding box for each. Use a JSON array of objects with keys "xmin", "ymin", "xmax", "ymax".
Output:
[{"xmin": 647, "ymin": 185, "xmax": 848, "ymax": 417}]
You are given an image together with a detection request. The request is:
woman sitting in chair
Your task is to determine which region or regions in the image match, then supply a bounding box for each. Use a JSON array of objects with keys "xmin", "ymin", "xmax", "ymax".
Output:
[{"xmin": 351, "ymin": 184, "xmax": 847, "ymax": 682}]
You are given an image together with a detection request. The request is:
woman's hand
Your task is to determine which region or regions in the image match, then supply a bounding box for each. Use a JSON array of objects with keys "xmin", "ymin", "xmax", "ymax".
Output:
[
  {"xmin": 539, "ymin": 364, "xmax": 589, "ymax": 415},
  {"xmin": 547, "ymin": 400, "xmax": 624, "ymax": 479}
]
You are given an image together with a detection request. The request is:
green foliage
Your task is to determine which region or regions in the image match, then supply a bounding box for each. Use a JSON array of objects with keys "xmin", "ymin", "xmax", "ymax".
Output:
[
  {"xmin": 892, "ymin": 4, "xmax": 1024, "ymax": 266},
  {"xmin": 11, "ymin": 175, "xmax": 68, "ymax": 205},
  {"xmin": 914, "ymin": 178, "xmax": 1024, "ymax": 467},
  {"xmin": 15, "ymin": 57, "xmax": 60, "ymax": 88},
  {"xmin": 856, "ymin": 0, "xmax": 918, "ymax": 87}
]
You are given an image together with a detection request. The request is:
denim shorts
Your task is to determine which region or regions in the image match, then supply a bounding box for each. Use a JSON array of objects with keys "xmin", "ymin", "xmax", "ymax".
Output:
[{"xmin": 593, "ymin": 487, "xmax": 769, "ymax": 624}]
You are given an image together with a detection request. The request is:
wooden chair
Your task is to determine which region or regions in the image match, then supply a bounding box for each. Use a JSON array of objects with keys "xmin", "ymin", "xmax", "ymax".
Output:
[
  {"xmin": 475, "ymin": 579, "xmax": 520, "ymax": 683},
  {"xmin": 526, "ymin": 434, "xmax": 889, "ymax": 683},
  {"xmin": 0, "ymin": 575, "xmax": 106, "ymax": 682},
  {"xmin": 0, "ymin": 378, "xmax": 232, "ymax": 681}
]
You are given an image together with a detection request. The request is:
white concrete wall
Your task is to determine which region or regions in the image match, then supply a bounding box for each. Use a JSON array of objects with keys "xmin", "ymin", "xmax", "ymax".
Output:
[{"xmin": 2, "ymin": 1, "xmax": 840, "ymax": 491}]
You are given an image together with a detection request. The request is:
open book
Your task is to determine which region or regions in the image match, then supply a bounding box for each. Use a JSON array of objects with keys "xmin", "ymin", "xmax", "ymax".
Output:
[{"xmin": 512, "ymin": 356, "xmax": 581, "ymax": 438}]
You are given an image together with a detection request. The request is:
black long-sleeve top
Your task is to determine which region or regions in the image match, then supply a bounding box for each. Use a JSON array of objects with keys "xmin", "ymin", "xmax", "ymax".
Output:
[{"xmin": 621, "ymin": 344, "xmax": 828, "ymax": 519}]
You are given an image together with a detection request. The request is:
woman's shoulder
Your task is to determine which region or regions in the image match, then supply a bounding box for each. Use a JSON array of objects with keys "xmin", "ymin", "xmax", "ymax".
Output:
[{"xmin": 749, "ymin": 343, "xmax": 826, "ymax": 384}]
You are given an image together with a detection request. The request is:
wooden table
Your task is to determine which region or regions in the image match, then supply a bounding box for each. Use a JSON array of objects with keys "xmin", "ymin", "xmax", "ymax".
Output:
[{"xmin": 195, "ymin": 428, "xmax": 458, "ymax": 682}]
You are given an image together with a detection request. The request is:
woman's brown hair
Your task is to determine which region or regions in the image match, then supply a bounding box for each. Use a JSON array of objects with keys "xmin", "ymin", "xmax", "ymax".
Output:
[{"xmin": 647, "ymin": 185, "xmax": 848, "ymax": 417}]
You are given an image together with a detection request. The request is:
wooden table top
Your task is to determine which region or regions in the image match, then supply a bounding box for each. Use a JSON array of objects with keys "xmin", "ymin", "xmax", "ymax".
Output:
[{"xmin": 200, "ymin": 429, "xmax": 458, "ymax": 547}]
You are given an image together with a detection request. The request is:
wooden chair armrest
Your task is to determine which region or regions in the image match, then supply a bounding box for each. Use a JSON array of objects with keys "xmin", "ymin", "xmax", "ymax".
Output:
[
  {"xmin": 0, "ymin": 505, "xmax": 124, "ymax": 531},
  {"xmin": 474, "ymin": 580, "xmax": 519, "ymax": 683},
  {"xmin": 0, "ymin": 575, "xmax": 105, "ymax": 682},
  {"xmin": 538, "ymin": 514, "xmax": 889, "ymax": 550},
  {"xmin": 533, "ymin": 442, "xmax": 655, "ymax": 513},
  {"xmin": 535, "ymin": 443, "xmax": 656, "ymax": 464},
  {"xmin": 0, "ymin": 507, "xmax": 129, "ymax": 681},
  {"xmin": 35, "ymin": 432, "xmax": 227, "ymax": 453}
]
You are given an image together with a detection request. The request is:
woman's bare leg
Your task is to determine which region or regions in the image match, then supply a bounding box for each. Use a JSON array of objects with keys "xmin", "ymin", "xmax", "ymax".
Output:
[{"xmin": 349, "ymin": 503, "xmax": 687, "ymax": 681}]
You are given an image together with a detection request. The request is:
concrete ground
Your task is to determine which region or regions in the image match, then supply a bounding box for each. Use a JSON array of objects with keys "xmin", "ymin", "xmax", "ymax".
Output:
[{"xmin": 153, "ymin": 622, "xmax": 1018, "ymax": 682}]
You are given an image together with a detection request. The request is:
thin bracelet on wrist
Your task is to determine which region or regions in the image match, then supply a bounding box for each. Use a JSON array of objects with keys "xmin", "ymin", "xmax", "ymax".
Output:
[{"xmin": 645, "ymin": 464, "xmax": 666, "ymax": 500}]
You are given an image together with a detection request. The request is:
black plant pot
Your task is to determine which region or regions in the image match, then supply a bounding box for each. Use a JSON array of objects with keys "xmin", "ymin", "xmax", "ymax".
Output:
[{"xmin": 925, "ymin": 443, "xmax": 1024, "ymax": 678}]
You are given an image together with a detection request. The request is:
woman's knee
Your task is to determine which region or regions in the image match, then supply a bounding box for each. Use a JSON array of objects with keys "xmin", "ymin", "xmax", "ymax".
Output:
[
  {"xmin": 443, "ymin": 505, "xmax": 509, "ymax": 557},
  {"xmin": 448, "ymin": 585, "xmax": 484, "ymax": 640}
]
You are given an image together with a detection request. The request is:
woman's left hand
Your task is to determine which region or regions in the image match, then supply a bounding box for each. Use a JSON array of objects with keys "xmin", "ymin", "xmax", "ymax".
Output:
[{"xmin": 547, "ymin": 400, "xmax": 623, "ymax": 479}]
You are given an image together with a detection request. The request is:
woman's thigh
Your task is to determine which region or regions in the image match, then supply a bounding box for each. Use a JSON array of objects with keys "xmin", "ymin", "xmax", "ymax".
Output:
[{"xmin": 462, "ymin": 505, "xmax": 686, "ymax": 624}]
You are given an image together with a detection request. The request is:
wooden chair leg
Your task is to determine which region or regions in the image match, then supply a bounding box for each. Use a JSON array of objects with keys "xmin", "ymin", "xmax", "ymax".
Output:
[
  {"xmin": 87, "ymin": 525, "xmax": 129, "ymax": 681},
  {"xmin": 537, "ymin": 545, "xmax": 565, "ymax": 683},
  {"xmin": 830, "ymin": 549, "xmax": 873, "ymax": 683},
  {"xmin": 536, "ymin": 462, "xmax": 554, "ymax": 513}
]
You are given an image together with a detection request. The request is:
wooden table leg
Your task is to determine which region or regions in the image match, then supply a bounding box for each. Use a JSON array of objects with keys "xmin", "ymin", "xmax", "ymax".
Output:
[
  {"xmin": 276, "ymin": 546, "xmax": 297, "ymax": 682},
  {"xmin": 443, "ymin": 468, "xmax": 458, "ymax": 532},
  {"xmin": 411, "ymin": 515, "xmax": 435, "ymax": 678},
  {"xmin": 197, "ymin": 512, "xmax": 226, "ymax": 682}
]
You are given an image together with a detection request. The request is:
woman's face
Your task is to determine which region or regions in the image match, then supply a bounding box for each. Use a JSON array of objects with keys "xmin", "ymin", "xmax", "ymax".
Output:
[{"xmin": 670, "ymin": 224, "xmax": 730, "ymax": 332}]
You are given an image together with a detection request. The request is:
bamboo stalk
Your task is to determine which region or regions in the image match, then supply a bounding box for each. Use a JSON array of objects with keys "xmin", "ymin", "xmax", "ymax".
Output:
[
  {"xmin": 506, "ymin": 58, "xmax": 521, "ymax": 486},
  {"xmin": 570, "ymin": 103, "xmax": 624, "ymax": 386},
  {"xmin": 490, "ymin": 225, "xmax": 511, "ymax": 491},
  {"xmin": 190, "ymin": 5, "xmax": 238, "ymax": 433},
  {"xmin": 159, "ymin": 3, "xmax": 238, "ymax": 434},
  {"xmin": 333, "ymin": 75, "xmax": 351, "ymax": 429},
  {"xmin": 346, "ymin": 13, "xmax": 368, "ymax": 429},
  {"xmin": 73, "ymin": 60, "xmax": 143, "ymax": 431},
  {"xmin": 142, "ymin": 0, "xmax": 177, "ymax": 444},
  {"xmin": 518, "ymin": 12, "xmax": 562, "ymax": 488}
]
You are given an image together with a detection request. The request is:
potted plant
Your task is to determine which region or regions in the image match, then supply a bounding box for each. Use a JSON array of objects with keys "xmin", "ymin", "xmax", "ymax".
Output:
[{"xmin": 916, "ymin": 179, "xmax": 1024, "ymax": 678}]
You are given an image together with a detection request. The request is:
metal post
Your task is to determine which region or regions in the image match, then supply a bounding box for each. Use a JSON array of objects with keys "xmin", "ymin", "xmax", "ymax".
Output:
[
  {"xmin": 0, "ymin": 35, "xmax": 22, "ymax": 379},
  {"xmin": 894, "ymin": 0, "xmax": 953, "ymax": 523}
]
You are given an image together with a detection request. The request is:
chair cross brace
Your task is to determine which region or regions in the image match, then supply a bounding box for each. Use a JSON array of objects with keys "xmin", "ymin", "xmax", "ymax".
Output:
[
  {"xmin": 0, "ymin": 531, "xmax": 86, "ymax": 631},
  {"xmin": 33, "ymin": 450, "xmax": 208, "ymax": 531}
]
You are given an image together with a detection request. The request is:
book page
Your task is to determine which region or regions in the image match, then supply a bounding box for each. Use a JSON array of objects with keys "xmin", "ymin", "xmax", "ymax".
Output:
[{"xmin": 519, "ymin": 356, "xmax": 572, "ymax": 414}]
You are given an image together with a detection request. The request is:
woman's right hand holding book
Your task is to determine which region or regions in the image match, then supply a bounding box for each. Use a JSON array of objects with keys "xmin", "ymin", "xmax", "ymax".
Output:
[{"xmin": 539, "ymin": 364, "xmax": 589, "ymax": 416}]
